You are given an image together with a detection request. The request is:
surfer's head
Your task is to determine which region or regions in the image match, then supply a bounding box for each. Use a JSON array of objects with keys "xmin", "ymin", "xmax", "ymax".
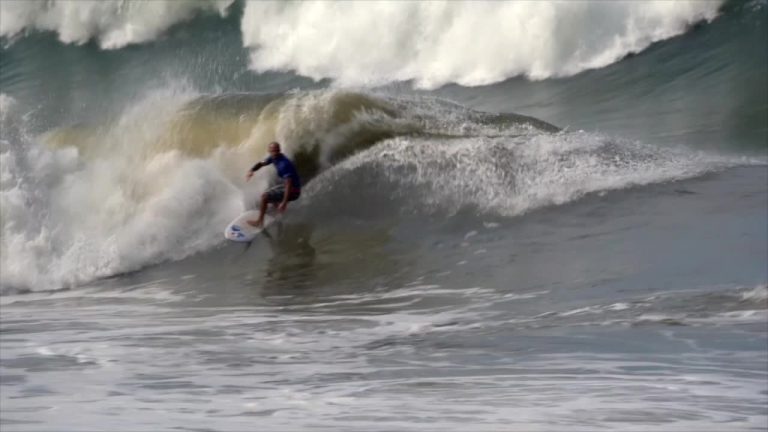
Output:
[{"xmin": 268, "ymin": 141, "xmax": 281, "ymax": 156}]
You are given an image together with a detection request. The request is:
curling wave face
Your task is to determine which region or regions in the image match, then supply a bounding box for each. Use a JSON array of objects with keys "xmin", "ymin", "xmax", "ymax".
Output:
[
  {"xmin": 1, "ymin": 85, "xmax": 759, "ymax": 293},
  {"xmin": 0, "ymin": 87, "xmax": 554, "ymax": 292}
]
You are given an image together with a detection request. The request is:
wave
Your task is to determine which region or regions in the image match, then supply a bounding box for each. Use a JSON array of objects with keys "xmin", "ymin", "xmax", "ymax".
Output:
[
  {"xmin": 304, "ymin": 131, "xmax": 755, "ymax": 219},
  {"xmin": 4, "ymin": 81, "xmax": 760, "ymax": 293},
  {"xmin": 2, "ymin": 0, "xmax": 724, "ymax": 88},
  {"xmin": 41, "ymin": 88, "xmax": 557, "ymax": 182},
  {"xmin": 1, "ymin": 87, "xmax": 239, "ymax": 292},
  {"xmin": 0, "ymin": 85, "xmax": 557, "ymax": 292}
]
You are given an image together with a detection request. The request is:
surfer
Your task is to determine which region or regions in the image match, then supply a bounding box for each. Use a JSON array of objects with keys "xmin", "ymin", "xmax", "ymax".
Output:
[{"xmin": 245, "ymin": 141, "xmax": 302, "ymax": 227}]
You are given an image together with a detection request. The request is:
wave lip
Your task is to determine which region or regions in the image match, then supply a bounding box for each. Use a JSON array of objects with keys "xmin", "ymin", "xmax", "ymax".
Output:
[{"xmin": 309, "ymin": 130, "xmax": 758, "ymax": 219}]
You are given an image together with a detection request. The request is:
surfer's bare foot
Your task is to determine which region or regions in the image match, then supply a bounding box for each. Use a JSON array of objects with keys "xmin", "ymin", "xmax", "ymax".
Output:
[{"xmin": 246, "ymin": 219, "xmax": 263, "ymax": 228}]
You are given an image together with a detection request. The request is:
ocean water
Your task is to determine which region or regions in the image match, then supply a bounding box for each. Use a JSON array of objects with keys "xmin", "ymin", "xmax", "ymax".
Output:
[{"xmin": 1, "ymin": 1, "xmax": 766, "ymax": 431}]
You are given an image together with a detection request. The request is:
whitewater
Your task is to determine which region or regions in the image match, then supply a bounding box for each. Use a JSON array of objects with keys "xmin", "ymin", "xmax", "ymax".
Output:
[{"xmin": 1, "ymin": 1, "xmax": 766, "ymax": 431}]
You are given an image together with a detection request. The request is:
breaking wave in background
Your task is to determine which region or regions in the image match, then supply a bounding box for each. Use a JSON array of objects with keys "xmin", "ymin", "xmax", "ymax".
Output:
[{"xmin": 2, "ymin": 0, "xmax": 722, "ymax": 87}]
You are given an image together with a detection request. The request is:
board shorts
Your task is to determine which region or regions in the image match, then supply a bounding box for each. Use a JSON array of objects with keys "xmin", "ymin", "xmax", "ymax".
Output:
[{"xmin": 264, "ymin": 184, "xmax": 301, "ymax": 204}]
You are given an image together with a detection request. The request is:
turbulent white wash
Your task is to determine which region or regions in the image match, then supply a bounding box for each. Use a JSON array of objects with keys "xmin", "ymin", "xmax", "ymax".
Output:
[{"xmin": 0, "ymin": 90, "xmax": 243, "ymax": 291}]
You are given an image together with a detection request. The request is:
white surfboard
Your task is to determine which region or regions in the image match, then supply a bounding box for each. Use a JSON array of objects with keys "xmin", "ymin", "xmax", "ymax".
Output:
[{"xmin": 224, "ymin": 210, "xmax": 277, "ymax": 242}]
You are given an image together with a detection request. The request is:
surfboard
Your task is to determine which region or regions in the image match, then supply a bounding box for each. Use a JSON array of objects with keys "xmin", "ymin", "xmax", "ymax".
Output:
[{"xmin": 224, "ymin": 210, "xmax": 277, "ymax": 242}]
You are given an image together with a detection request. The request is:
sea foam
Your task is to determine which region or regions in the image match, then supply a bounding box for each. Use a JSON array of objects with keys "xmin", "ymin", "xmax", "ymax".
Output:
[{"xmin": 0, "ymin": 88, "xmax": 243, "ymax": 292}]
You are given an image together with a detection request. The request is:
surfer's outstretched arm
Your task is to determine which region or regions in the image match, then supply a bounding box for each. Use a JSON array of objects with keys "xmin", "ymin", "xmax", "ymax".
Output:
[{"xmin": 245, "ymin": 161, "xmax": 265, "ymax": 181}]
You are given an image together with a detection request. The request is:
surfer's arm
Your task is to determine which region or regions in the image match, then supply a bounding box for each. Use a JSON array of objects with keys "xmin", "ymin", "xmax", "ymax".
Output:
[
  {"xmin": 245, "ymin": 163, "xmax": 260, "ymax": 180},
  {"xmin": 245, "ymin": 158, "xmax": 271, "ymax": 180}
]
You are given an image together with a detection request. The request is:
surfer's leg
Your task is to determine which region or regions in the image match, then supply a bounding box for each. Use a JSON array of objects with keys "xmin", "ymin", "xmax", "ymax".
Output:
[
  {"xmin": 257, "ymin": 194, "xmax": 269, "ymax": 224},
  {"xmin": 265, "ymin": 185, "xmax": 286, "ymax": 209},
  {"xmin": 247, "ymin": 186, "xmax": 283, "ymax": 227},
  {"xmin": 247, "ymin": 193, "xmax": 269, "ymax": 227}
]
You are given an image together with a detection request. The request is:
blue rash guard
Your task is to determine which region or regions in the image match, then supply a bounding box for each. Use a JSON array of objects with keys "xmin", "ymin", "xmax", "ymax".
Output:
[{"xmin": 261, "ymin": 154, "xmax": 301, "ymax": 189}]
